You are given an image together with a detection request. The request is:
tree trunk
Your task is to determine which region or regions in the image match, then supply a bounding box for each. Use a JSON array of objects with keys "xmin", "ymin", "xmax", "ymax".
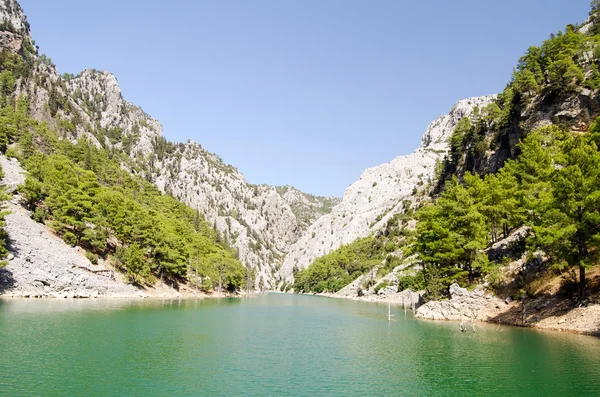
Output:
[
  {"xmin": 467, "ymin": 259, "xmax": 473, "ymax": 282},
  {"xmin": 579, "ymin": 264, "xmax": 586, "ymax": 298},
  {"xmin": 218, "ymin": 270, "xmax": 223, "ymax": 294}
]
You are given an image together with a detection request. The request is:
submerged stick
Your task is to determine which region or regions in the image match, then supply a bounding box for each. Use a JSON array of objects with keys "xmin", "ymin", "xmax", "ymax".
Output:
[{"xmin": 388, "ymin": 302, "xmax": 396, "ymax": 322}]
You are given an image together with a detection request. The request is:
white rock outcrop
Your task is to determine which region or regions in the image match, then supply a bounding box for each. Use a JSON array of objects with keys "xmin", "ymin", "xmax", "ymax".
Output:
[
  {"xmin": 0, "ymin": 0, "xmax": 29, "ymax": 36},
  {"xmin": 415, "ymin": 283, "xmax": 505, "ymax": 321},
  {"xmin": 0, "ymin": 0, "xmax": 29, "ymax": 55},
  {"xmin": 280, "ymin": 96, "xmax": 496, "ymax": 282}
]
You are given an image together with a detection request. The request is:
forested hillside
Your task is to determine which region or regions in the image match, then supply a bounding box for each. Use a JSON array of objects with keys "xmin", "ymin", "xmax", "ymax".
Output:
[
  {"xmin": 295, "ymin": 4, "xmax": 600, "ymax": 303},
  {"xmin": 0, "ymin": 81, "xmax": 246, "ymax": 290}
]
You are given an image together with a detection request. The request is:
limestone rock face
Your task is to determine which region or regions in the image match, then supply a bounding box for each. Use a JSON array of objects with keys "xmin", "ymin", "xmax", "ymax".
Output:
[
  {"xmin": 276, "ymin": 186, "xmax": 341, "ymax": 231},
  {"xmin": 0, "ymin": 0, "xmax": 29, "ymax": 54},
  {"xmin": 0, "ymin": 0, "xmax": 29, "ymax": 36},
  {"xmin": 0, "ymin": 30, "xmax": 22, "ymax": 53},
  {"xmin": 280, "ymin": 96, "xmax": 496, "ymax": 282},
  {"xmin": 414, "ymin": 283, "xmax": 504, "ymax": 321},
  {"xmin": 152, "ymin": 142, "xmax": 302, "ymax": 289}
]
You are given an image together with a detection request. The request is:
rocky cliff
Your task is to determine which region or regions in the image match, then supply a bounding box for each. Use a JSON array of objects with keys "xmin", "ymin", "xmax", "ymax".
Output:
[
  {"xmin": 279, "ymin": 95, "xmax": 495, "ymax": 283},
  {"xmin": 0, "ymin": 0, "xmax": 28, "ymax": 54}
]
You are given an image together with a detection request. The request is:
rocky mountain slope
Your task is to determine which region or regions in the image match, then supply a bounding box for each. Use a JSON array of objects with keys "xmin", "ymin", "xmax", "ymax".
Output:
[
  {"xmin": 0, "ymin": 0, "xmax": 337, "ymax": 290},
  {"xmin": 280, "ymin": 95, "xmax": 495, "ymax": 283},
  {"xmin": 0, "ymin": 155, "xmax": 143, "ymax": 298},
  {"xmin": 275, "ymin": 186, "xmax": 341, "ymax": 231},
  {"xmin": 434, "ymin": 17, "xmax": 600, "ymax": 192}
]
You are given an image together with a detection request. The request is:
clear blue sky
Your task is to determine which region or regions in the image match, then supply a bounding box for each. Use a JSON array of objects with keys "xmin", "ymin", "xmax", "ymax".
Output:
[{"xmin": 19, "ymin": 0, "xmax": 590, "ymax": 197}]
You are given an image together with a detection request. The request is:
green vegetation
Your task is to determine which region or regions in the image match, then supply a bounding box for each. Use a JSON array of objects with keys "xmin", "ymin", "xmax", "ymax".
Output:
[
  {"xmin": 414, "ymin": 125, "xmax": 600, "ymax": 299},
  {"xmin": 293, "ymin": 237, "xmax": 384, "ymax": 293},
  {"xmin": 438, "ymin": 8, "xmax": 600, "ymax": 188},
  {"xmin": 0, "ymin": 46, "xmax": 246, "ymax": 290},
  {"xmin": 297, "ymin": 123, "xmax": 600, "ymax": 300},
  {"xmin": 293, "ymin": 210, "xmax": 411, "ymax": 293},
  {"xmin": 298, "ymin": 5, "xmax": 600, "ymax": 301},
  {"xmin": 12, "ymin": 112, "xmax": 245, "ymax": 287},
  {"xmin": 0, "ymin": 163, "xmax": 8, "ymax": 267}
]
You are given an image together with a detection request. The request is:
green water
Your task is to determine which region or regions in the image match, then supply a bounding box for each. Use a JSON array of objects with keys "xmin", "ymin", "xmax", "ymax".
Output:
[{"xmin": 1, "ymin": 294, "xmax": 599, "ymax": 397}]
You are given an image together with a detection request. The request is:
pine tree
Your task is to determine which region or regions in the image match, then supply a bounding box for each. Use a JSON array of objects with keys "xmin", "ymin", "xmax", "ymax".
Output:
[
  {"xmin": 415, "ymin": 177, "xmax": 489, "ymax": 287},
  {"xmin": 535, "ymin": 135, "xmax": 600, "ymax": 297},
  {"xmin": 503, "ymin": 127, "xmax": 560, "ymax": 226}
]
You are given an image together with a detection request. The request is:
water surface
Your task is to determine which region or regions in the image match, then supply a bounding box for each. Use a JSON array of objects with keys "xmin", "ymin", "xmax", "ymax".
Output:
[{"xmin": 1, "ymin": 294, "xmax": 599, "ymax": 396}]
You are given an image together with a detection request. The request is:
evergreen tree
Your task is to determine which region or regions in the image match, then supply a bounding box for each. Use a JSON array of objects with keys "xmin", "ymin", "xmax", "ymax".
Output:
[
  {"xmin": 414, "ymin": 177, "xmax": 489, "ymax": 289},
  {"xmin": 535, "ymin": 135, "xmax": 600, "ymax": 297}
]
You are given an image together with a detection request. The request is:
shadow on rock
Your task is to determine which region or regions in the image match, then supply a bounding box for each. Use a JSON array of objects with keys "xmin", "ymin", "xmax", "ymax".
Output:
[
  {"xmin": 6, "ymin": 234, "xmax": 20, "ymax": 258},
  {"xmin": 0, "ymin": 267, "xmax": 15, "ymax": 293},
  {"xmin": 488, "ymin": 295, "xmax": 581, "ymax": 327}
]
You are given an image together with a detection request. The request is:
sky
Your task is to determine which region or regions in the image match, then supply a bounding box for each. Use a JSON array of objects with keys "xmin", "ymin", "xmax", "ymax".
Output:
[{"xmin": 19, "ymin": 0, "xmax": 591, "ymax": 197}]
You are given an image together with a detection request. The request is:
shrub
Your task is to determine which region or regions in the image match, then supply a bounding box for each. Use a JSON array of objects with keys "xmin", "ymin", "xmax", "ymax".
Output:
[
  {"xmin": 397, "ymin": 272, "xmax": 426, "ymax": 292},
  {"xmin": 5, "ymin": 147, "xmax": 18, "ymax": 160},
  {"xmin": 374, "ymin": 281, "xmax": 389, "ymax": 293},
  {"xmin": 85, "ymin": 251, "xmax": 99, "ymax": 264},
  {"xmin": 62, "ymin": 231, "xmax": 77, "ymax": 246},
  {"xmin": 359, "ymin": 276, "xmax": 376, "ymax": 291},
  {"xmin": 31, "ymin": 207, "xmax": 46, "ymax": 223}
]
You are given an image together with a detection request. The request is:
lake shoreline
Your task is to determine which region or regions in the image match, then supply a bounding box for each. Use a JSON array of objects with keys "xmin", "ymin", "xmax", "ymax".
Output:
[
  {"xmin": 5, "ymin": 284, "xmax": 599, "ymax": 337},
  {"xmin": 292, "ymin": 288, "xmax": 600, "ymax": 338},
  {"xmin": 0, "ymin": 283, "xmax": 260, "ymax": 300}
]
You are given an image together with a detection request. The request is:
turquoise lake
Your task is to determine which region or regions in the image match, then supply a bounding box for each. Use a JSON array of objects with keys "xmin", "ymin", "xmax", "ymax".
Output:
[{"xmin": 1, "ymin": 293, "xmax": 599, "ymax": 396}]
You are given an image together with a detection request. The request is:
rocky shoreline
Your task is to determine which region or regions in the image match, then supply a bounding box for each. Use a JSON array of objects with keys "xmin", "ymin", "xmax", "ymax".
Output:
[
  {"xmin": 309, "ymin": 282, "xmax": 600, "ymax": 337},
  {"xmin": 414, "ymin": 284, "xmax": 506, "ymax": 322},
  {"xmin": 412, "ymin": 283, "xmax": 600, "ymax": 336},
  {"xmin": 318, "ymin": 288, "xmax": 423, "ymax": 308}
]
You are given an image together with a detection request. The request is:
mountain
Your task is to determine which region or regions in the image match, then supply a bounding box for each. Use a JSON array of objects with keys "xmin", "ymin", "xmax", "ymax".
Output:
[
  {"xmin": 288, "ymin": 6, "xmax": 600, "ymax": 339},
  {"xmin": 0, "ymin": 0, "xmax": 337, "ymax": 291},
  {"xmin": 4, "ymin": 0, "xmax": 596, "ymax": 302},
  {"xmin": 275, "ymin": 185, "xmax": 341, "ymax": 231},
  {"xmin": 435, "ymin": 17, "xmax": 600, "ymax": 192},
  {"xmin": 279, "ymin": 95, "xmax": 495, "ymax": 283},
  {"xmin": 285, "ymin": 13, "xmax": 600, "ymax": 292}
]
